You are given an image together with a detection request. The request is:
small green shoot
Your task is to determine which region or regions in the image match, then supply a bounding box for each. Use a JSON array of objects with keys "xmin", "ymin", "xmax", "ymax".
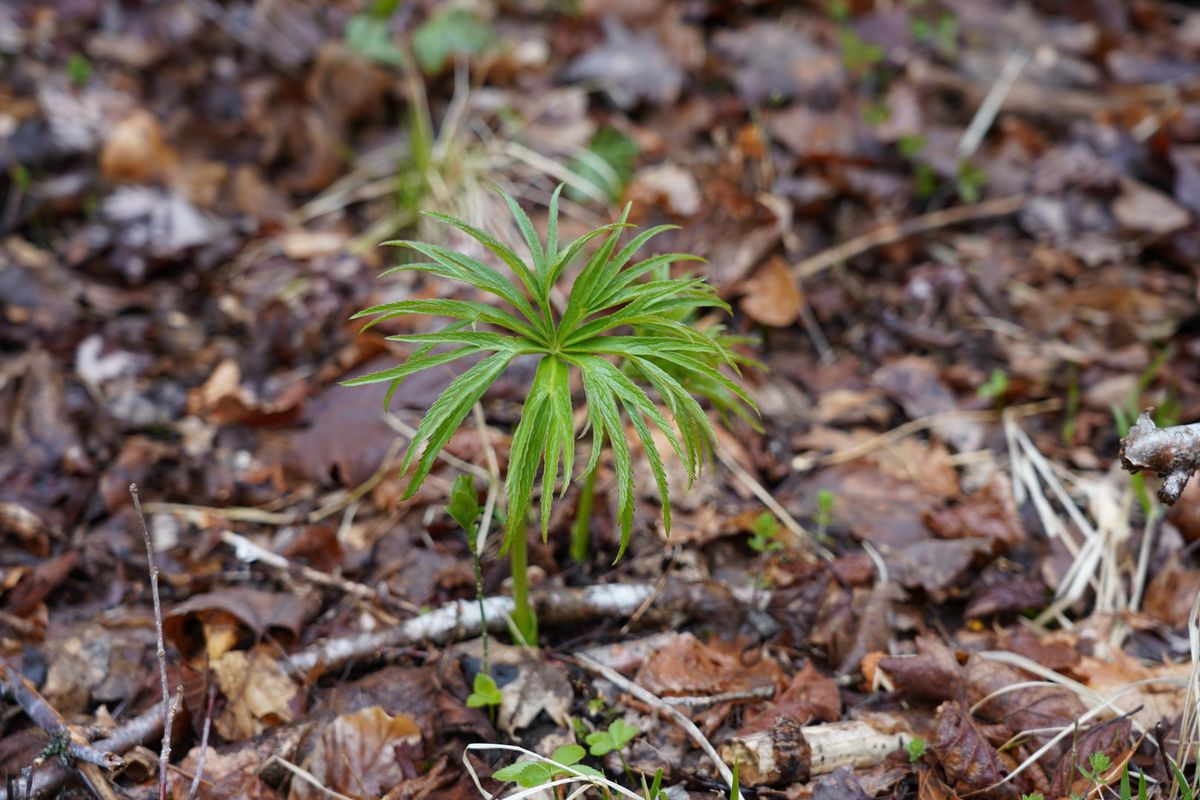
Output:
[
  {"xmin": 898, "ymin": 134, "xmax": 927, "ymax": 160},
  {"xmin": 838, "ymin": 29, "xmax": 885, "ymax": 72},
  {"xmin": 1021, "ymin": 794, "xmax": 1045, "ymax": 800},
  {"xmin": 586, "ymin": 718, "xmax": 639, "ymax": 757},
  {"xmin": 748, "ymin": 512, "xmax": 784, "ymax": 554},
  {"xmin": 861, "ymin": 101, "xmax": 891, "ymax": 127},
  {"xmin": 467, "ymin": 672, "xmax": 503, "ymax": 709},
  {"xmin": 66, "ymin": 54, "xmax": 92, "ymax": 87},
  {"xmin": 467, "ymin": 671, "xmax": 503, "ymax": 726},
  {"xmin": 412, "ymin": 8, "xmax": 493, "ymax": 74},
  {"xmin": 956, "ymin": 160, "xmax": 989, "ymax": 203},
  {"xmin": 816, "ymin": 489, "xmax": 836, "ymax": 539},
  {"xmin": 493, "ymin": 743, "xmax": 603, "ymax": 788},
  {"xmin": 642, "ymin": 768, "xmax": 666, "ymax": 800},
  {"xmin": 907, "ymin": 735, "xmax": 926, "ymax": 763},
  {"xmin": 977, "ymin": 369, "xmax": 1009, "ymax": 406},
  {"xmin": 344, "ymin": 0, "xmax": 405, "ymax": 67},
  {"xmin": 730, "ymin": 759, "xmax": 740, "ymax": 800},
  {"xmin": 1062, "ymin": 361, "xmax": 1080, "ymax": 446},
  {"xmin": 1077, "ymin": 751, "xmax": 1112, "ymax": 784}
]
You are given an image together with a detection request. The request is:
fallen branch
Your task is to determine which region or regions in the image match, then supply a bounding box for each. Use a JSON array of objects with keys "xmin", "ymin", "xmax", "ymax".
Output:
[
  {"xmin": 720, "ymin": 719, "xmax": 912, "ymax": 786},
  {"xmin": 791, "ymin": 194, "xmax": 1028, "ymax": 282},
  {"xmin": 0, "ymin": 658, "xmax": 122, "ymax": 770},
  {"xmin": 0, "ymin": 701, "xmax": 166, "ymax": 800},
  {"xmin": 1119, "ymin": 410, "xmax": 1200, "ymax": 505},
  {"xmin": 287, "ymin": 580, "xmax": 756, "ymax": 674}
]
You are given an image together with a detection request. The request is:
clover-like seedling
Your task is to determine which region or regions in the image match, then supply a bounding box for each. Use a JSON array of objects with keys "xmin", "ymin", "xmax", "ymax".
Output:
[
  {"xmin": 346, "ymin": 185, "xmax": 756, "ymax": 641},
  {"xmin": 493, "ymin": 744, "xmax": 603, "ymax": 789},
  {"xmin": 586, "ymin": 718, "xmax": 639, "ymax": 757},
  {"xmin": 466, "ymin": 672, "xmax": 502, "ymax": 711}
]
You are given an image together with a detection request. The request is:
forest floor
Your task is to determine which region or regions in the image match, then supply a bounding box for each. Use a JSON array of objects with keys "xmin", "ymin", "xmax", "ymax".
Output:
[{"xmin": 4, "ymin": 1, "xmax": 1200, "ymax": 798}]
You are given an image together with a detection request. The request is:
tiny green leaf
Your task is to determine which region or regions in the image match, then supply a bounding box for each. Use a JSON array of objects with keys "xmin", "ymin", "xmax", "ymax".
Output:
[{"xmin": 466, "ymin": 673, "xmax": 503, "ymax": 708}]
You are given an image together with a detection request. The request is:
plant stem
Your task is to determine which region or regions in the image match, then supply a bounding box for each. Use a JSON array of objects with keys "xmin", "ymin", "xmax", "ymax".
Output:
[
  {"xmin": 509, "ymin": 529, "xmax": 537, "ymax": 645},
  {"xmin": 472, "ymin": 547, "xmax": 488, "ymax": 673},
  {"xmin": 571, "ymin": 468, "xmax": 597, "ymax": 563}
]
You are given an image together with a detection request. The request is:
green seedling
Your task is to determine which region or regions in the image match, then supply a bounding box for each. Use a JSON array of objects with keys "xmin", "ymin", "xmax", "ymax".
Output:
[
  {"xmin": 1022, "ymin": 794, "xmax": 1045, "ymax": 800},
  {"xmin": 748, "ymin": 511, "xmax": 784, "ymax": 554},
  {"xmin": 493, "ymin": 743, "xmax": 603, "ymax": 789},
  {"xmin": 344, "ymin": 0, "xmax": 405, "ymax": 67},
  {"xmin": 956, "ymin": 160, "xmax": 989, "ymax": 203},
  {"xmin": 1078, "ymin": 751, "xmax": 1112, "ymax": 785},
  {"xmin": 412, "ymin": 7, "xmax": 493, "ymax": 74},
  {"xmin": 466, "ymin": 672, "xmax": 503, "ymax": 724},
  {"xmin": 346, "ymin": 186, "xmax": 755, "ymax": 643},
  {"xmin": 66, "ymin": 54, "xmax": 91, "ymax": 87},
  {"xmin": 587, "ymin": 718, "xmax": 639, "ymax": 757},
  {"xmin": 977, "ymin": 368, "xmax": 1009, "ymax": 408},
  {"xmin": 816, "ymin": 489, "xmax": 836, "ymax": 539},
  {"xmin": 907, "ymin": 735, "xmax": 926, "ymax": 763}
]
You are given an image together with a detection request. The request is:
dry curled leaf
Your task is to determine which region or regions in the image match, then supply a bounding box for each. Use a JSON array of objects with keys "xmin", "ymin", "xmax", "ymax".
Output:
[
  {"xmin": 291, "ymin": 705, "xmax": 422, "ymax": 800},
  {"xmin": 212, "ymin": 649, "xmax": 300, "ymax": 740},
  {"xmin": 933, "ymin": 701, "xmax": 1018, "ymax": 800}
]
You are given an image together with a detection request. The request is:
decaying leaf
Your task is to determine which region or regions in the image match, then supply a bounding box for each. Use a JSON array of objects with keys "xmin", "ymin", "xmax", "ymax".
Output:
[
  {"xmin": 291, "ymin": 705, "xmax": 422, "ymax": 800},
  {"xmin": 932, "ymin": 701, "xmax": 1018, "ymax": 800},
  {"xmin": 213, "ymin": 648, "xmax": 301, "ymax": 740}
]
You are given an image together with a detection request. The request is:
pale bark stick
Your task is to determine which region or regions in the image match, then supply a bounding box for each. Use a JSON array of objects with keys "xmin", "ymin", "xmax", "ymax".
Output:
[{"xmin": 1119, "ymin": 410, "xmax": 1200, "ymax": 504}]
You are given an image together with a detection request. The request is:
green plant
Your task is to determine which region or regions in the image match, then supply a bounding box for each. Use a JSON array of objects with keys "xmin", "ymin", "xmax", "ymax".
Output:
[
  {"xmin": 412, "ymin": 7, "xmax": 493, "ymax": 74},
  {"xmin": 730, "ymin": 759, "xmax": 740, "ymax": 800},
  {"xmin": 344, "ymin": 0, "xmax": 405, "ymax": 67},
  {"xmin": 586, "ymin": 719, "xmax": 639, "ymax": 757},
  {"xmin": 977, "ymin": 368, "xmax": 1009, "ymax": 407},
  {"xmin": 1021, "ymin": 794, "xmax": 1045, "ymax": 800},
  {"xmin": 466, "ymin": 672, "xmax": 503, "ymax": 724},
  {"xmin": 448, "ymin": 474, "xmax": 489, "ymax": 671},
  {"xmin": 956, "ymin": 160, "xmax": 989, "ymax": 203},
  {"xmin": 748, "ymin": 511, "xmax": 784, "ymax": 554},
  {"xmin": 815, "ymin": 489, "xmax": 836, "ymax": 539},
  {"xmin": 346, "ymin": 187, "xmax": 755, "ymax": 643},
  {"xmin": 66, "ymin": 54, "xmax": 91, "ymax": 87},
  {"xmin": 493, "ymin": 743, "xmax": 603, "ymax": 788},
  {"xmin": 907, "ymin": 735, "xmax": 926, "ymax": 763}
]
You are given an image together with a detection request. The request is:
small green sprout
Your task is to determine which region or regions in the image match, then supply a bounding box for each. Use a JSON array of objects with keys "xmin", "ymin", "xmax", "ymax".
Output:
[
  {"xmin": 977, "ymin": 369, "xmax": 1009, "ymax": 403},
  {"xmin": 586, "ymin": 719, "xmax": 639, "ymax": 757},
  {"xmin": 956, "ymin": 160, "xmax": 989, "ymax": 203},
  {"xmin": 66, "ymin": 54, "xmax": 92, "ymax": 87},
  {"xmin": 1021, "ymin": 794, "xmax": 1045, "ymax": 800},
  {"xmin": 466, "ymin": 672, "xmax": 503, "ymax": 711},
  {"xmin": 1078, "ymin": 751, "xmax": 1112, "ymax": 783},
  {"xmin": 838, "ymin": 29, "xmax": 885, "ymax": 71},
  {"xmin": 906, "ymin": 735, "xmax": 926, "ymax": 763},
  {"xmin": 493, "ymin": 743, "xmax": 603, "ymax": 789},
  {"xmin": 748, "ymin": 512, "xmax": 784, "ymax": 554},
  {"xmin": 898, "ymin": 134, "xmax": 927, "ymax": 160},
  {"xmin": 449, "ymin": 474, "xmax": 489, "ymax": 672},
  {"xmin": 816, "ymin": 489, "xmax": 836, "ymax": 535}
]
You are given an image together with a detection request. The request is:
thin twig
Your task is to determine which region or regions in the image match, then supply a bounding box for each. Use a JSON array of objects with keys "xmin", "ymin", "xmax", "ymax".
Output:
[
  {"xmin": 661, "ymin": 685, "xmax": 775, "ymax": 710},
  {"xmin": 0, "ymin": 701, "xmax": 168, "ymax": 800},
  {"xmin": 0, "ymin": 659, "xmax": 122, "ymax": 769},
  {"xmin": 958, "ymin": 49, "xmax": 1031, "ymax": 160},
  {"xmin": 574, "ymin": 654, "xmax": 744, "ymax": 800},
  {"xmin": 790, "ymin": 194, "xmax": 1028, "ymax": 282},
  {"xmin": 219, "ymin": 529, "xmax": 419, "ymax": 614},
  {"xmin": 188, "ymin": 682, "xmax": 217, "ymax": 800},
  {"xmin": 130, "ymin": 484, "xmax": 173, "ymax": 800}
]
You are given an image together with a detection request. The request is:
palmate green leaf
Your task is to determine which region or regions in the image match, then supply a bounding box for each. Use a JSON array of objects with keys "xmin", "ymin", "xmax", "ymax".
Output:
[{"xmin": 346, "ymin": 183, "xmax": 758, "ymax": 559}]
